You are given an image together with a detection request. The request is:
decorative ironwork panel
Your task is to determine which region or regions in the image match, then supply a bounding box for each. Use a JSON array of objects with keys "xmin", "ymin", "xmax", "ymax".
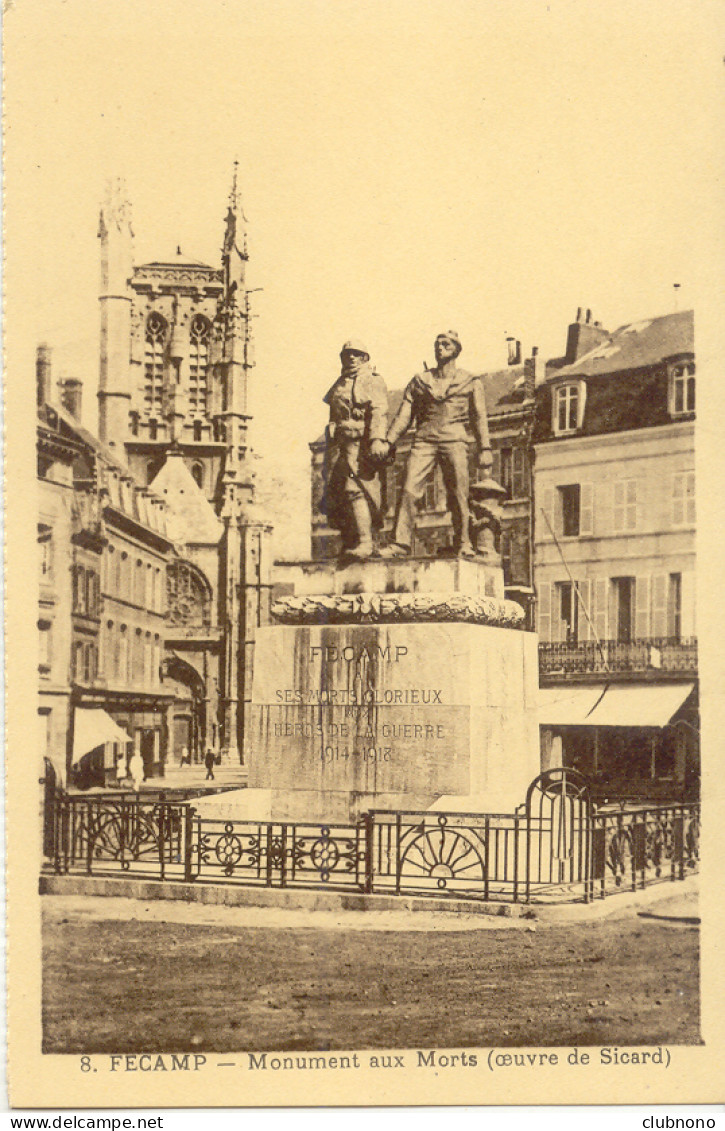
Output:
[
  {"xmin": 593, "ymin": 803, "xmax": 700, "ymax": 896},
  {"xmin": 191, "ymin": 817, "xmax": 365, "ymax": 890},
  {"xmin": 368, "ymin": 810, "xmax": 523, "ymax": 901},
  {"xmin": 56, "ymin": 796, "xmax": 186, "ymax": 879}
]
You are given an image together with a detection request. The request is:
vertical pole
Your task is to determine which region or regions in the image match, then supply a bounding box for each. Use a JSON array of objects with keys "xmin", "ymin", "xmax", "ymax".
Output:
[
  {"xmin": 483, "ymin": 817, "xmax": 490, "ymax": 902},
  {"xmin": 512, "ymin": 815, "xmax": 519, "ymax": 903},
  {"xmin": 363, "ymin": 812, "xmax": 374, "ymax": 894},
  {"xmin": 158, "ymin": 802, "xmax": 166, "ymax": 882},
  {"xmin": 86, "ymin": 799, "xmax": 94, "ymax": 875},
  {"xmin": 395, "ymin": 813, "xmax": 402, "ymax": 896},
  {"xmin": 674, "ymin": 813, "xmax": 685, "ymax": 881},
  {"xmin": 183, "ymin": 806, "xmax": 196, "ymax": 883},
  {"xmin": 265, "ymin": 824, "xmax": 273, "ymax": 887},
  {"xmin": 280, "ymin": 824, "xmax": 288, "ymax": 889}
]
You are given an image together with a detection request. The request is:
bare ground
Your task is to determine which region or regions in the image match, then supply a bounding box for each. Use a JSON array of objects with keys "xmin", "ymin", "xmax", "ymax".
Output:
[{"xmin": 42, "ymin": 891, "xmax": 700, "ymax": 1053}]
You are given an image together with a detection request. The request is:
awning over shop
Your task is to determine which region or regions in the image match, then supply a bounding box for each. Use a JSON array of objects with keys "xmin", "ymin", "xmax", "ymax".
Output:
[
  {"xmin": 538, "ymin": 682, "xmax": 695, "ymax": 729},
  {"xmin": 73, "ymin": 709, "xmax": 131, "ymax": 760}
]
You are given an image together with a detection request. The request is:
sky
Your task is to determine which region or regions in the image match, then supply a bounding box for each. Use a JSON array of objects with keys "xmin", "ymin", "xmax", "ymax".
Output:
[{"xmin": 5, "ymin": 0, "xmax": 723, "ymax": 555}]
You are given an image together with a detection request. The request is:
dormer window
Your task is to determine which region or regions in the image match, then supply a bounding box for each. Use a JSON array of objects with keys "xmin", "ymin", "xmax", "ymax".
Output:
[
  {"xmin": 670, "ymin": 362, "xmax": 695, "ymax": 417},
  {"xmin": 552, "ymin": 381, "xmax": 586, "ymax": 435}
]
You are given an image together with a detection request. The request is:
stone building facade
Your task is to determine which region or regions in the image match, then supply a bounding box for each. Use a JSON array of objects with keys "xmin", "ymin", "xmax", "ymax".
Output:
[
  {"xmin": 534, "ymin": 309, "xmax": 698, "ymax": 799},
  {"xmin": 38, "ymin": 366, "xmax": 175, "ymax": 789}
]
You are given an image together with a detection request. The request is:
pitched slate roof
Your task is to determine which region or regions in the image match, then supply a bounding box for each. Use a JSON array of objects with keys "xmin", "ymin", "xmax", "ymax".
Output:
[
  {"xmin": 553, "ymin": 310, "xmax": 694, "ymax": 380},
  {"xmin": 148, "ymin": 452, "xmax": 223, "ymax": 545}
]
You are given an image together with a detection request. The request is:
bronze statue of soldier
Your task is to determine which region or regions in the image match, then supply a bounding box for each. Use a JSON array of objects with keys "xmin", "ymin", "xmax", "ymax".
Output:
[
  {"xmin": 380, "ymin": 331, "xmax": 493, "ymax": 557},
  {"xmin": 322, "ymin": 340, "xmax": 389, "ymax": 560}
]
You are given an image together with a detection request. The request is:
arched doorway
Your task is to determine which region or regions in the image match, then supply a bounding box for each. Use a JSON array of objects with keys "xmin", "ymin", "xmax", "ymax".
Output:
[{"xmin": 164, "ymin": 654, "xmax": 207, "ymax": 765}]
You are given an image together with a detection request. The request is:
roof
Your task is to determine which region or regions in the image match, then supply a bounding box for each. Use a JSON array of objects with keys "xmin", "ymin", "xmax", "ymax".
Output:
[
  {"xmin": 148, "ymin": 452, "xmax": 223, "ymax": 545},
  {"xmin": 137, "ymin": 249, "xmax": 215, "ymax": 270},
  {"xmin": 553, "ymin": 310, "xmax": 694, "ymax": 380},
  {"xmin": 46, "ymin": 403, "xmax": 130, "ymax": 475}
]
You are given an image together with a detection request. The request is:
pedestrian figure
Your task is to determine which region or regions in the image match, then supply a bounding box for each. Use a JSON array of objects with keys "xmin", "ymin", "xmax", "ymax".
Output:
[
  {"xmin": 128, "ymin": 749, "xmax": 144, "ymax": 791},
  {"xmin": 204, "ymin": 748, "xmax": 216, "ymax": 781}
]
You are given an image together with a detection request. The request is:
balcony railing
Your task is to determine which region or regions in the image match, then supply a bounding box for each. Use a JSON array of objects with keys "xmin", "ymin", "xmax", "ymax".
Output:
[{"xmin": 539, "ymin": 637, "xmax": 698, "ymax": 676}]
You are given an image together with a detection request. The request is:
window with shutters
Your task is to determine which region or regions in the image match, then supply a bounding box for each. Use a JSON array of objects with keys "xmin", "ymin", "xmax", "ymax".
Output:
[
  {"xmin": 556, "ymin": 581, "xmax": 579, "ymax": 644},
  {"xmin": 612, "ymin": 577, "xmax": 635, "ymax": 643},
  {"xmin": 511, "ymin": 448, "xmax": 528, "ymax": 498},
  {"xmin": 651, "ymin": 574, "xmax": 667, "ymax": 638},
  {"xmin": 591, "ymin": 577, "xmax": 608, "ymax": 641},
  {"xmin": 613, "ymin": 479, "xmax": 638, "ymax": 532},
  {"xmin": 668, "ymin": 573, "xmax": 682, "ymax": 639},
  {"xmin": 558, "ymin": 485, "xmax": 581, "ymax": 536},
  {"xmin": 672, "ymin": 472, "xmax": 695, "ymax": 526},
  {"xmin": 669, "ymin": 361, "xmax": 695, "ymax": 416},
  {"xmin": 553, "ymin": 381, "xmax": 586, "ymax": 435},
  {"xmin": 537, "ymin": 582, "xmax": 551, "ymax": 641}
]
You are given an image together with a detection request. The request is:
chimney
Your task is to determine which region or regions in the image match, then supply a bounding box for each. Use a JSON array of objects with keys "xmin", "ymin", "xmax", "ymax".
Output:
[
  {"xmin": 564, "ymin": 307, "xmax": 609, "ymax": 365},
  {"xmin": 523, "ymin": 346, "xmax": 546, "ymax": 398},
  {"xmin": 58, "ymin": 377, "xmax": 83, "ymax": 420},
  {"xmin": 506, "ymin": 337, "xmax": 522, "ymax": 366},
  {"xmin": 36, "ymin": 344, "xmax": 52, "ymax": 407}
]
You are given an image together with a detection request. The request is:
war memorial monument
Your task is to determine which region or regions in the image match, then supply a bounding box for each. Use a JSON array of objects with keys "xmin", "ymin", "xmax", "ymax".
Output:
[{"xmin": 243, "ymin": 332, "xmax": 539, "ymax": 823}]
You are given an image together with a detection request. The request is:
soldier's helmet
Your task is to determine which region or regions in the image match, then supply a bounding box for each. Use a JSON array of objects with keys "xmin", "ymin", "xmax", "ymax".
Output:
[{"xmin": 340, "ymin": 339, "xmax": 370, "ymax": 361}]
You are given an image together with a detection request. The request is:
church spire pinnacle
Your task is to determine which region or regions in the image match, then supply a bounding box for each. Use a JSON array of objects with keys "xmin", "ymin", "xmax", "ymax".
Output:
[{"xmin": 223, "ymin": 159, "xmax": 248, "ymax": 285}]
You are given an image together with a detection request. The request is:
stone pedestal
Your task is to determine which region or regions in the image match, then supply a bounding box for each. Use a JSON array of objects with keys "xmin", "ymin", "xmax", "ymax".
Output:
[
  {"xmin": 248, "ymin": 620, "xmax": 539, "ymax": 823},
  {"xmin": 274, "ymin": 555, "xmax": 504, "ymax": 600}
]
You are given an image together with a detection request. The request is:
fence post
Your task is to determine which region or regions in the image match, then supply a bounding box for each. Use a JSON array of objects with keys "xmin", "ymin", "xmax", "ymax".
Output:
[
  {"xmin": 85, "ymin": 799, "xmax": 94, "ymax": 875},
  {"xmin": 363, "ymin": 812, "xmax": 374, "ymax": 894},
  {"xmin": 395, "ymin": 813, "xmax": 402, "ymax": 896},
  {"xmin": 591, "ymin": 823, "xmax": 606, "ymax": 902},
  {"xmin": 54, "ymin": 793, "xmax": 65, "ymax": 874},
  {"xmin": 673, "ymin": 813, "xmax": 685, "ymax": 881},
  {"xmin": 158, "ymin": 803, "xmax": 166, "ymax": 882},
  {"xmin": 183, "ymin": 806, "xmax": 196, "ymax": 883},
  {"xmin": 512, "ymin": 815, "xmax": 519, "ymax": 904},
  {"xmin": 483, "ymin": 817, "xmax": 490, "ymax": 902},
  {"xmin": 632, "ymin": 820, "xmax": 646, "ymax": 891}
]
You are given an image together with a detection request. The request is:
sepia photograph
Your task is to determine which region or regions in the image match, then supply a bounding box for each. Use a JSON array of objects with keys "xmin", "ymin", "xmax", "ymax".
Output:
[{"xmin": 4, "ymin": 0, "xmax": 723, "ymax": 1111}]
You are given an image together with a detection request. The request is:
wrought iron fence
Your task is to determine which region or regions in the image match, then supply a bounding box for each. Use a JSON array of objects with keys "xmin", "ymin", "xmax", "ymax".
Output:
[
  {"xmin": 367, "ymin": 810, "xmax": 524, "ymax": 901},
  {"xmin": 592, "ymin": 803, "xmax": 700, "ymax": 897},
  {"xmin": 53, "ymin": 794, "xmax": 187, "ymax": 881},
  {"xmin": 189, "ymin": 814, "xmax": 367, "ymax": 890},
  {"xmin": 48, "ymin": 784, "xmax": 700, "ymax": 904},
  {"xmin": 539, "ymin": 637, "xmax": 698, "ymax": 676}
]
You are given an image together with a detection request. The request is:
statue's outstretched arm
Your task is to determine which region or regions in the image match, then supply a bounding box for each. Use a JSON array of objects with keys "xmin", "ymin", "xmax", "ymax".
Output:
[{"xmin": 386, "ymin": 396, "xmax": 413, "ymax": 445}]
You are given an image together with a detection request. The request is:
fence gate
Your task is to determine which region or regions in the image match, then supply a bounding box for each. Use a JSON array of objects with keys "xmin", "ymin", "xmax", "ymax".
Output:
[{"xmin": 525, "ymin": 768, "xmax": 592, "ymax": 901}]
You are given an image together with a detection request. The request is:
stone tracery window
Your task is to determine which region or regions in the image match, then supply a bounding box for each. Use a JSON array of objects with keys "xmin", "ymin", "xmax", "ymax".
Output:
[
  {"xmin": 189, "ymin": 315, "xmax": 211, "ymax": 416},
  {"xmin": 166, "ymin": 560, "xmax": 212, "ymax": 631},
  {"xmin": 144, "ymin": 312, "xmax": 167, "ymax": 415}
]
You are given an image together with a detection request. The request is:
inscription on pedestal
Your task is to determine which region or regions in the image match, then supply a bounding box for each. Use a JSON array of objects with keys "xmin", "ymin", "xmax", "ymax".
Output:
[
  {"xmin": 249, "ymin": 621, "xmax": 540, "ymax": 820},
  {"xmin": 250, "ymin": 624, "xmax": 471, "ymax": 795}
]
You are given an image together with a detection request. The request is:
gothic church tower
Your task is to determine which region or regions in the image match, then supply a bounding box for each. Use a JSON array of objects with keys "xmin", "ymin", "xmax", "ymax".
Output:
[{"xmin": 97, "ymin": 169, "xmax": 271, "ymax": 766}]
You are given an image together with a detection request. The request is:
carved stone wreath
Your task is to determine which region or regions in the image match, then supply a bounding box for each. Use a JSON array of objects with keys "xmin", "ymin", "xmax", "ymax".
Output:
[{"xmin": 271, "ymin": 591, "xmax": 526, "ymax": 628}]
